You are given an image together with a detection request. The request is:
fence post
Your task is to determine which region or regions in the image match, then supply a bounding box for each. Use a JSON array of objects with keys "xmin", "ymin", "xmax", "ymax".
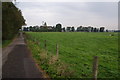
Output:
[
  {"xmin": 56, "ymin": 44, "xmax": 59, "ymax": 58},
  {"xmin": 44, "ymin": 40, "xmax": 47, "ymax": 50},
  {"xmin": 38, "ymin": 41, "xmax": 40, "ymax": 45},
  {"xmin": 93, "ymin": 56, "xmax": 99, "ymax": 80}
]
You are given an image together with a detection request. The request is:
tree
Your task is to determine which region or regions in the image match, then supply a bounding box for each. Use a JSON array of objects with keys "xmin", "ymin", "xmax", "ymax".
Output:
[
  {"xmin": 62, "ymin": 27, "xmax": 66, "ymax": 32},
  {"xmin": 106, "ymin": 29, "xmax": 108, "ymax": 32},
  {"xmin": 77, "ymin": 27, "xmax": 80, "ymax": 32},
  {"xmin": 93, "ymin": 28, "xmax": 97, "ymax": 32},
  {"xmin": 71, "ymin": 26, "xmax": 75, "ymax": 32},
  {"xmin": 52, "ymin": 26, "xmax": 56, "ymax": 32},
  {"xmin": 77, "ymin": 26, "xmax": 82, "ymax": 32},
  {"xmin": 96, "ymin": 28, "xmax": 99, "ymax": 32},
  {"xmin": 29, "ymin": 26, "xmax": 33, "ymax": 31},
  {"xmin": 56, "ymin": 23, "xmax": 62, "ymax": 32},
  {"xmin": 100, "ymin": 27, "xmax": 105, "ymax": 32},
  {"xmin": 91, "ymin": 27, "xmax": 94, "ymax": 32},
  {"xmin": 66, "ymin": 27, "xmax": 71, "ymax": 32},
  {"xmin": 84, "ymin": 27, "xmax": 88, "ymax": 32},
  {"xmin": 23, "ymin": 27, "xmax": 28, "ymax": 31},
  {"xmin": 2, "ymin": 2, "xmax": 25, "ymax": 40},
  {"xmin": 44, "ymin": 22, "xmax": 47, "ymax": 26}
]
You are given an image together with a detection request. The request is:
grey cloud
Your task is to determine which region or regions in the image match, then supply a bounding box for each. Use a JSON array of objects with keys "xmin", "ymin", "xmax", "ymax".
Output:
[{"xmin": 17, "ymin": 2, "xmax": 118, "ymax": 29}]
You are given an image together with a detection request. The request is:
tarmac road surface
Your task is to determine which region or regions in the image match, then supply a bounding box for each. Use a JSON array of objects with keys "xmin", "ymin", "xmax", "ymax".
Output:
[{"xmin": 2, "ymin": 32, "xmax": 45, "ymax": 79}]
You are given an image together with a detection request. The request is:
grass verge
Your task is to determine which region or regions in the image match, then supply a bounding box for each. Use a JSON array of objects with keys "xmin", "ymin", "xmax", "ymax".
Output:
[
  {"xmin": 26, "ymin": 39, "xmax": 75, "ymax": 78},
  {"xmin": 2, "ymin": 40, "xmax": 12, "ymax": 48}
]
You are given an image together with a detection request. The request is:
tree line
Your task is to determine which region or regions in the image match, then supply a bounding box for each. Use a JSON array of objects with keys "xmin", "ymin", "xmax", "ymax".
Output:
[
  {"xmin": 23, "ymin": 23, "xmax": 105, "ymax": 32},
  {"xmin": 2, "ymin": 2, "xmax": 25, "ymax": 40},
  {"xmin": 23, "ymin": 23, "xmax": 62, "ymax": 32}
]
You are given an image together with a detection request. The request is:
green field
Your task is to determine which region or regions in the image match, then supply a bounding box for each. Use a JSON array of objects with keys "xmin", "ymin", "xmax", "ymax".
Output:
[{"xmin": 25, "ymin": 32, "xmax": 119, "ymax": 78}]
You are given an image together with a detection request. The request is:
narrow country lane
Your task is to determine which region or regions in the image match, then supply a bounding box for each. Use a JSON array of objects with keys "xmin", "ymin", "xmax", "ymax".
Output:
[{"xmin": 2, "ymin": 32, "xmax": 45, "ymax": 79}]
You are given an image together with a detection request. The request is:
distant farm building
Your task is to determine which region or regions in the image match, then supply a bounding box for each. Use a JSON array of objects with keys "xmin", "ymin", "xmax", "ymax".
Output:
[{"xmin": 40, "ymin": 21, "xmax": 52, "ymax": 30}]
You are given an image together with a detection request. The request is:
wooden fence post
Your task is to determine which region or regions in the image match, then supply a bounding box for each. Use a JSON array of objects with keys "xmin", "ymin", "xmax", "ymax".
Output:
[
  {"xmin": 38, "ymin": 41, "xmax": 40, "ymax": 45},
  {"xmin": 56, "ymin": 44, "xmax": 59, "ymax": 58},
  {"xmin": 93, "ymin": 56, "xmax": 99, "ymax": 80},
  {"xmin": 44, "ymin": 40, "xmax": 47, "ymax": 50}
]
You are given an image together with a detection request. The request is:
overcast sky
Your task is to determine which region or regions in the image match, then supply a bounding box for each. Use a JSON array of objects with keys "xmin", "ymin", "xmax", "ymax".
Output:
[{"xmin": 16, "ymin": 2, "xmax": 118, "ymax": 30}]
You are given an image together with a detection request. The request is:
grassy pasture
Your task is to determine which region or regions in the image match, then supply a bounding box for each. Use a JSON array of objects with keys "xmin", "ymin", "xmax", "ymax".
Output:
[{"xmin": 25, "ymin": 32, "xmax": 119, "ymax": 78}]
